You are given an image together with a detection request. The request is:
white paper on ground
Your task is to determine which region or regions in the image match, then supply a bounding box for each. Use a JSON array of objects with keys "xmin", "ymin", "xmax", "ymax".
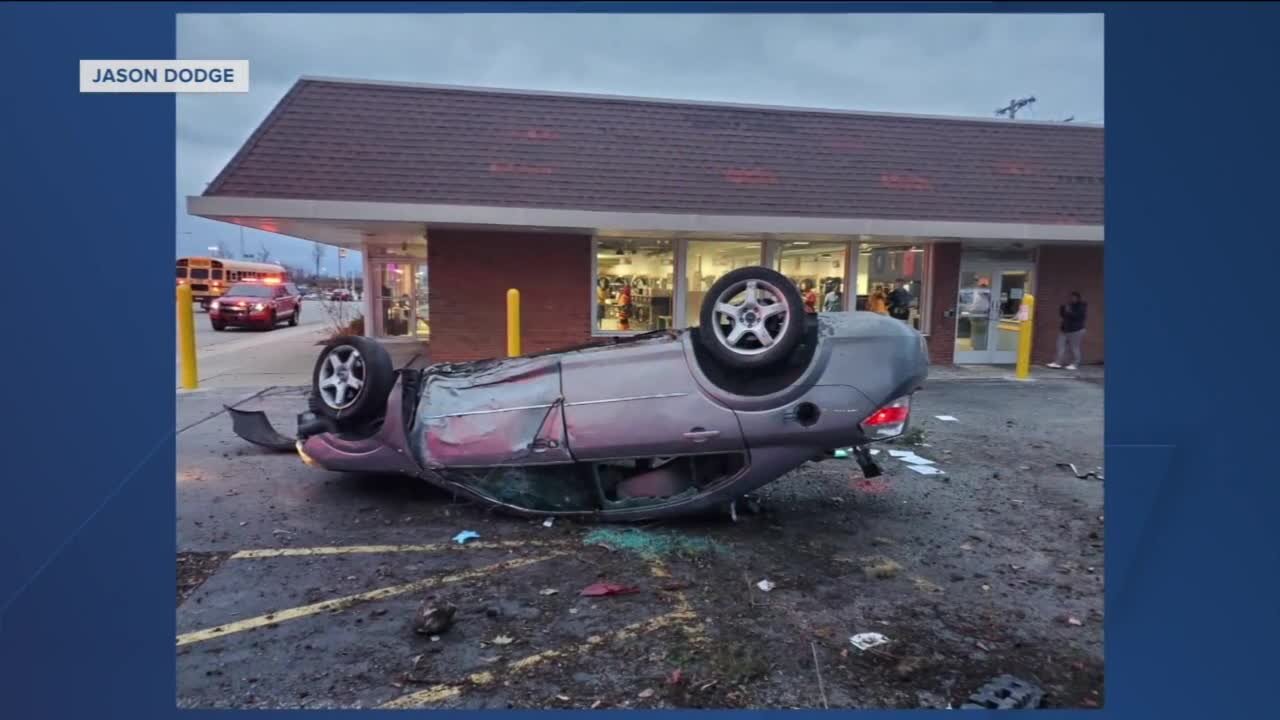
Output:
[
  {"xmin": 907, "ymin": 465, "xmax": 944, "ymax": 476},
  {"xmin": 850, "ymin": 632, "xmax": 890, "ymax": 651},
  {"xmin": 888, "ymin": 450, "xmax": 936, "ymax": 465},
  {"xmin": 935, "ymin": 415, "xmax": 959, "ymax": 422},
  {"xmin": 900, "ymin": 455, "xmax": 936, "ymax": 466},
  {"xmin": 869, "ymin": 449, "xmax": 880, "ymax": 456}
]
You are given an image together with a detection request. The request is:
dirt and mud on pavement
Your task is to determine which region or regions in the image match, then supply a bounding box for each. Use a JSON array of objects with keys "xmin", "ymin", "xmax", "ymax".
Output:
[{"xmin": 176, "ymin": 375, "xmax": 1104, "ymax": 709}]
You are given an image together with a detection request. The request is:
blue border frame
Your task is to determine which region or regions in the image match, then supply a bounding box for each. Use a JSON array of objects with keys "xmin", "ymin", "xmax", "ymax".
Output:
[{"xmin": 3, "ymin": 3, "xmax": 1279, "ymax": 718}]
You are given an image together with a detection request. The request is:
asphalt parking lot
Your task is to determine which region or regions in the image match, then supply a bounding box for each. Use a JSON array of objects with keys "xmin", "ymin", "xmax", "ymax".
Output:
[{"xmin": 176, "ymin": 375, "xmax": 1105, "ymax": 709}]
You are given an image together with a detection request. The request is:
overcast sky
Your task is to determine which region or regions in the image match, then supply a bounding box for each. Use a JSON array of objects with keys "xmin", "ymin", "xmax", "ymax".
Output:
[{"xmin": 176, "ymin": 12, "xmax": 1104, "ymax": 272}]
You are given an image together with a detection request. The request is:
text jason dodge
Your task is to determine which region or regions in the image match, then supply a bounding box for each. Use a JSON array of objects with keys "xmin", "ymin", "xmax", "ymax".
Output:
[{"xmin": 92, "ymin": 67, "xmax": 238, "ymax": 83}]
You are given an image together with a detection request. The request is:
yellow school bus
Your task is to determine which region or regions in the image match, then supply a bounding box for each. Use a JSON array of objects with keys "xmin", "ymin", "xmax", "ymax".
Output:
[{"xmin": 177, "ymin": 257, "xmax": 287, "ymax": 307}]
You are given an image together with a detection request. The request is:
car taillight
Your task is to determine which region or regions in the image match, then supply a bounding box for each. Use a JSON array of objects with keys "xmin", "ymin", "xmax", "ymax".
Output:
[{"xmin": 861, "ymin": 396, "xmax": 911, "ymax": 439}]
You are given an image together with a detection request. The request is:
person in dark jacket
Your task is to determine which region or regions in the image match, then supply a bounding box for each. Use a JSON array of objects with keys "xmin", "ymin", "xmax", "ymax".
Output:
[
  {"xmin": 887, "ymin": 279, "xmax": 913, "ymax": 322},
  {"xmin": 1048, "ymin": 291, "xmax": 1088, "ymax": 369}
]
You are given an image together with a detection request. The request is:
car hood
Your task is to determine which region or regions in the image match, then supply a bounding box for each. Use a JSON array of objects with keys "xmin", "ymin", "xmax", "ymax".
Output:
[{"xmin": 215, "ymin": 295, "xmax": 272, "ymax": 304}]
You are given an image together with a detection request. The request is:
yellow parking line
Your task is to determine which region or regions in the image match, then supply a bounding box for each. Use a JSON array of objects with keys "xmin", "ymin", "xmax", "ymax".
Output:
[
  {"xmin": 176, "ymin": 554, "xmax": 561, "ymax": 647},
  {"xmin": 230, "ymin": 540, "xmax": 561, "ymax": 560},
  {"xmin": 648, "ymin": 560, "xmax": 707, "ymax": 645},
  {"xmin": 379, "ymin": 609, "xmax": 694, "ymax": 709}
]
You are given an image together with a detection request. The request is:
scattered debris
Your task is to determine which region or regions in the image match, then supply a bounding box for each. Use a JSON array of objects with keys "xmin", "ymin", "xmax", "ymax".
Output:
[
  {"xmin": 1018, "ymin": 465, "xmax": 1032, "ymax": 471},
  {"xmin": 917, "ymin": 690, "xmax": 951, "ymax": 709},
  {"xmin": 906, "ymin": 464, "xmax": 944, "ymax": 476},
  {"xmin": 638, "ymin": 688, "xmax": 656, "ymax": 699},
  {"xmin": 960, "ymin": 543, "xmax": 974, "ymax": 551},
  {"xmin": 452, "ymin": 530, "xmax": 480, "ymax": 545},
  {"xmin": 1064, "ymin": 616, "xmax": 1084, "ymax": 627},
  {"xmin": 580, "ymin": 582, "xmax": 640, "ymax": 597},
  {"xmin": 851, "ymin": 478, "xmax": 890, "ymax": 494},
  {"xmin": 872, "ymin": 536, "xmax": 895, "ymax": 546},
  {"xmin": 811, "ymin": 641, "xmax": 830, "ymax": 709},
  {"xmin": 413, "ymin": 602, "xmax": 456, "ymax": 636},
  {"xmin": 888, "ymin": 449, "xmax": 935, "ymax": 465},
  {"xmin": 542, "ymin": 518, "xmax": 555, "ymax": 528},
  {"xmin": 849, "ymin": 632, "xmax": 890, "ymax": 651},
  {"xmin": 862, "ymin": 557, "xmax": 902, "ymax": 579},
  {"xmin": 538, "ymin": 588, "xmax": 559, "ymax": 596},
  {"xmin": 934, "ymin": 415, "xmax": 959, "ymax": 422},
  {"xmin": 960, "ymin": 675, "xmax": 1045, "ymax": 709},
  {"xmin": 584, "ymin": 528, "xmax": 722, "ymax": 559},
  {"xmin": 491, "ymin": 635, "xmax": 514, "ymax": 646},
  {"xmin": 668, "ymin": 669, "xmax": 685, "ymax": 685},
  {"xmin": 894, "ymin": 656, "xmax": 928, "ymax": 680},
  {"xmin": 911, "ymin": 576, "xmax": 943, "ymax": 594},
  {"xmin": 756, "ymin": 579, "xmax": 776, "ymax": 593},
  {"xmin": 1057, "ymin": 462, "xmax": 1103, "ymax": 480}
]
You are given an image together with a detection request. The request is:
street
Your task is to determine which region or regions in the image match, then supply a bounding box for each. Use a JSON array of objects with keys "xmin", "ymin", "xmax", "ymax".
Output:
[
  {"xmin": 176, "ymin": 373, "xmax": 1105, "ymax": 709},
  {"xmin": 176, "ymin": 300, "xmax": 365, "ymax": 389}
]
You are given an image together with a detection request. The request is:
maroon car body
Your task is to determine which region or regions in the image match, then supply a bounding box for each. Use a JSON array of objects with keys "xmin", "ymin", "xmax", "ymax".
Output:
[{"xmin": 209, "ymin": 281, "xmax": 301, "ymax": 331}]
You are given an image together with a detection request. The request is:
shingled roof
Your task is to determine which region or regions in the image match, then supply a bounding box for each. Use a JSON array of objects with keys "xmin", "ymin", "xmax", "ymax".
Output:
[{"xmin": 205, "ymin": 77, "xmax": 1104, "ymax": 227}]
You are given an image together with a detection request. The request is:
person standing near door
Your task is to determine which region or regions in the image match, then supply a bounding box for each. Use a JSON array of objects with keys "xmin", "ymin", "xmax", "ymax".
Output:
[
  {"xmin": 1048, "ymin": 291, "xmax": 1088, "ymax": 369},
  {"xmin": 887, "ymin": 279, "xmax": 913, "ymax": 322}
]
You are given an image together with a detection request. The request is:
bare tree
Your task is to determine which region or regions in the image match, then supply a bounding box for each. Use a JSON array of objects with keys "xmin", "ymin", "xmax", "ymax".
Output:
[
  {"xmin": 312, "ymin": 242, "xmax": 326, "ymax": 278},
  {"xmin": 215, "ymin": 240, "xmax": 231, "ymax": 259},
  {"xmin": 257, "ymin": 241, "xmax": 273, "ymax": 264}
]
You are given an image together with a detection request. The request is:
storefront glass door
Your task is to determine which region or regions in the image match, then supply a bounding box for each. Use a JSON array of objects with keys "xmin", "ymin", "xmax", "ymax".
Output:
[
  {"xmin": 954, "ymin": 263, "xmax": 1033, "ymax": 364},
  {"xmin": 371, "ymin": 262, "xmax": 425, "ymax": 338}
]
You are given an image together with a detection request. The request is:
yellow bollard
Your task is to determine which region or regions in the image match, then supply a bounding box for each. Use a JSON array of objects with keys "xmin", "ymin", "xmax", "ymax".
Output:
[
  {"xmin": 177, "ymin": 283, "xmax": 199, "ymax": 389},
  {"xmin": 506, "ymin": 288, "xmax": 521, "ymax": 357},
  {"xmin": 1015, "ymin": 294, "xmax": 1036, "ymax": 380}
]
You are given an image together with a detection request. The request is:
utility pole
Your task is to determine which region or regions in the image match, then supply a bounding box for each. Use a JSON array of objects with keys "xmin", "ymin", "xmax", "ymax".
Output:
[
  {"xmin": 239, "ymin": 226, "xmax": 247, "ymax": 260},
  {"xmin": 996, "ymin": 96, "xmax": 1037, "ymax": 120}
]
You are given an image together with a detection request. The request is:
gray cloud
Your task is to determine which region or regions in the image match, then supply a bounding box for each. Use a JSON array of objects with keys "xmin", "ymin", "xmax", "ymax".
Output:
[{"xmin": 176, "ymin": 13, "xmax": 1103, "ymax": 269}]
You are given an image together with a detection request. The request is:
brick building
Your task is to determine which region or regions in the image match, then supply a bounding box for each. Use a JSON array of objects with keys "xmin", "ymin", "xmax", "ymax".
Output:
[{"xmin": 189, "ymin": 77, "xmax": 1104, "ymax": 365}]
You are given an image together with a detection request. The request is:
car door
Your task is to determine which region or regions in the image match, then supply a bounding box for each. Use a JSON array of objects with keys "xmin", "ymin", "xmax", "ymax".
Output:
[
  {"xmin": 559, "ymin": 337, "xmax": 746, "ymax": 461},
  {"xmin": 271, "ymin": 284, "xmax": 292, "ymax": 315}
]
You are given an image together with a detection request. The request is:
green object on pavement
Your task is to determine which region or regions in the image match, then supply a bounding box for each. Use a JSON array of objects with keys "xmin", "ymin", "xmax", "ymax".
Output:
[{"xmin": 583, "ymin": 528, "xmax": 724, "ymax": 559}]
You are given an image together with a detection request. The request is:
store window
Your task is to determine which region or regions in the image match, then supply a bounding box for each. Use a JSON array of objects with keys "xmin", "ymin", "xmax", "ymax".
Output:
[
  {"xmin": 856, "ymin": 244, "xmax": 927, "ymax": 331},
  {"xmin": 593, "ymin": 238, "xmax": 675, "ymax": 333},
  {"xmin": 774, "ymin": 241, "xmax": 850, "ymax": 312},
  {"xmin": 684, "ymin": 240, "xmax": 764, "ymax": 327}
]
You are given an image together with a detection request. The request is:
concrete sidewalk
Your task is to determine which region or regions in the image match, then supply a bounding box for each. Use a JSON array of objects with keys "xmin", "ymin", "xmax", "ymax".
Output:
[{"xmin": 927, "ymin": 363, "xmax": 1104, "ymax": 383}]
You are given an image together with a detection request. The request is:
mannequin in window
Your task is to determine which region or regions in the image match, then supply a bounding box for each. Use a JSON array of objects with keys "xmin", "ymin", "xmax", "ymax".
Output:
[{"xmin": 617, "ymin": 281, "xmax": 633, "ymax": 330}]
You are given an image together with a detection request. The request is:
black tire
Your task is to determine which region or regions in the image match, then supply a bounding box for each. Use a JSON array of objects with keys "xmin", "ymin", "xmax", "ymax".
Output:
[
  {"xmin": 264, "ymin": 311, "xmax": 276, "ymax": 331},
  {"xmin": 698, "ymin": 266, "xmax": 806, "ymax": 370},
  {"xmin": 211, "ymin": 320, "xmax": 226, "ymax": 331},
  {"xmin": 288, "ymin": 308, "xmax": 299, "ymax": 327},
  {"xmin": 310, "ymin": 336, "xmax": 395, "ymax": 425}
]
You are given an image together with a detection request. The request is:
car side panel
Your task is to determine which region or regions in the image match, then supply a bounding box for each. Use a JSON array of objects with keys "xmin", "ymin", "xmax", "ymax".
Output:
[
  {"xmin": 559, "ymin": 337, "xmax": 746, "ymax": 460},
  {"xmin": 409, "ymin": 356, "xmax": 575, "ymax": 469}
]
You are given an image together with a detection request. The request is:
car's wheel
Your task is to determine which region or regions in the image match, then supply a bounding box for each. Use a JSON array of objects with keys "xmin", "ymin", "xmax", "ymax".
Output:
[
  {"xmin": 310, "ymin": 336, "xmax": 395, "ymax": 424},
  {"xmin": 211, "ymin": 320, "xmax": 226, "ymax": 331},
  {"xmin": 698, "ymin": 265, "xmax": 806, "ymax": 370},
  {"xmin": 264, "ymin": 311, "xmax": 276, "ymax": 331},
  {"xmin": 288, "ymin": 308, "xmax": 299, "ymax": 327}
]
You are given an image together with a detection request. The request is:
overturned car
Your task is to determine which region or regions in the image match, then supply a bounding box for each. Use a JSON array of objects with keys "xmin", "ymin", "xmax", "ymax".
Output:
[{"xmin": 231, "ymin": 266, "xmax": 928, "ymax": 521}]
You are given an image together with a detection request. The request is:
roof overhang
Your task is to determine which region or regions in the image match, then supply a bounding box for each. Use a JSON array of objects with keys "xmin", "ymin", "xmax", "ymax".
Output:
[{"xmin": 188, "ymin": 195, "xmax": 1104, "ymax": 246}]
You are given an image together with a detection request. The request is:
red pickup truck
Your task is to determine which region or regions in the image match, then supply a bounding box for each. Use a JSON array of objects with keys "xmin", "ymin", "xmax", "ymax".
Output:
[{"xmin": 209, "ymin": 281, "xmax": 302, "ymax": 331}]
